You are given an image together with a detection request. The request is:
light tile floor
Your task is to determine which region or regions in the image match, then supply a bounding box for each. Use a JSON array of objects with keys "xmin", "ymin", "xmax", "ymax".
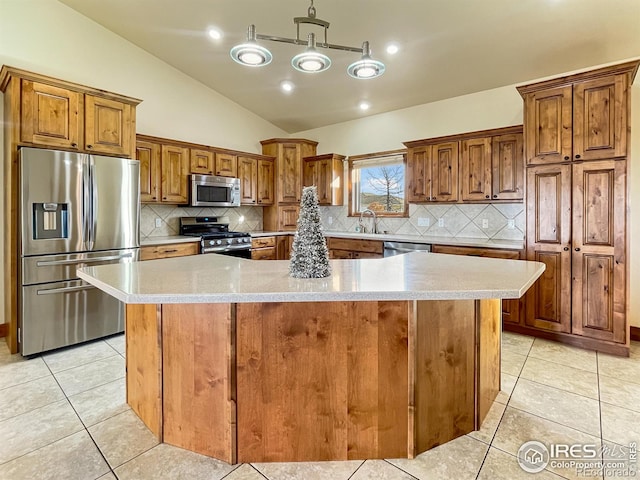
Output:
[{"xmin": 0, "ymin": 332, "xmax": 638, "ymax": 479}]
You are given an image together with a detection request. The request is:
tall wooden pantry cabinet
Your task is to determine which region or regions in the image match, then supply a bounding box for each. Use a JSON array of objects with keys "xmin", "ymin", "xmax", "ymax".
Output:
[{"xmin": 513, "ymin": 60, "xmax": 639, "ymax": 356}]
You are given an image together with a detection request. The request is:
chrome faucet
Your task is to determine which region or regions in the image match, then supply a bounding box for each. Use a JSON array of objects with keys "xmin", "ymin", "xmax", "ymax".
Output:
[{"xmin": 359, "ymin": 209, "xmax": 378, "ymax": 234}]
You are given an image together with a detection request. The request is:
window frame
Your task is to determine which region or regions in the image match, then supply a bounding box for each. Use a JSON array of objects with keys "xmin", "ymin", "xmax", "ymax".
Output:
[{"xmin": 348, "ymin": 149, "xmax": 408, "ymax": 218}]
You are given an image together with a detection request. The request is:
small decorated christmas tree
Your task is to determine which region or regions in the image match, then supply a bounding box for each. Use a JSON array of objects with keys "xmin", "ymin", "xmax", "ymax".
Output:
[{"xmin": 289, "ymin": 186, "xmax": 331, "ymax": 278}]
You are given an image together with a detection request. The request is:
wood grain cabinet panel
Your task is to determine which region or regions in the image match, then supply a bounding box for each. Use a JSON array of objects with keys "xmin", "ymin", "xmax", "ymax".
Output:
[
  {"xmin": 492, "ymin": 133, "xmax": 524, "ymax": 201},
  {"xmin": 407, "ymin": 146, "xmax": 430, "ymax": 202},
  {"xmin": 140, "ymin": 242, "xmax": 199, "ymax": 260},
  {"xmin": 525, "ymin": 164, "xmax": 572, "ymax": 333},
  {"xmin": 573, "ymin": 75, "xmax": 628, "ymax": 161},
  {"xmin": 257, "ymin": 158, "xmax": 275, "ymax": 206},
  {"xmin": 279, "ymin": 205, "xmax": 300, "ymax": 231},
  {"xmin": 431, "ymin": 142, "xmax": 459, "ymax": 202},
  {"xmin": 523, "ymin": 86, "xmax": 573, "ymax": 165},
  {"xmin": 215, "ymin": 153, "xmax": 237, "ymax": 178},
  {"xmin": 238, "ymin": 156, "xmax": 258, "ymax": 205},
  {"xmin": 161, "ymin": 145, "xmax": 189, "ymax": 204},
  {"xmin": 84, "ymin": 94, "xmax": 133, "ymax": 156},
  {"xmin": 190, "ymin": 149, "xmax": 214, "ymax": 175},
  {"xmin": 20, "ymin": 80, "xmax": 82, "ymax": 149},
  {"xmin": 460, "ymin": 137, "xmax": 492, "ymax": 201},
  {"xmin": 278, "ymin": 143, "xmax": 302, "ymax": 203},
  {"xmin": 137, "ymin": 140, "xmax": 161, "ymax": 202},
  {"xmin": 303, "ymin": 154, "xmax": 345, "ymax": 206},
  {"xmin": 571, "ymin": 160, "xmax": 626, "ymax": 343}
]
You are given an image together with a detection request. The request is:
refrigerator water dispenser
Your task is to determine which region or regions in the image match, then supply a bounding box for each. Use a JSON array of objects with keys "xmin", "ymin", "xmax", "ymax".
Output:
[{"xmin": 33, "ymin": 203, "xmax": 68, "ymax": 239}]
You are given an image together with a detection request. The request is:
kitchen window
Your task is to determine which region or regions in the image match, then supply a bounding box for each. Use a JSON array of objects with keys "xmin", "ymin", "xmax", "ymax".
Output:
[{"xmin": 349, "ymin": 150, "xmax": 407, "ymax": 217}]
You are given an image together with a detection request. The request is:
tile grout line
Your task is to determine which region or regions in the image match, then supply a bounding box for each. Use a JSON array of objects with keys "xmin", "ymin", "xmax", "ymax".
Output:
[
  {"xmin": 381, "ymin": 459, "xmax": 420, "ymax": 480},
  {"xmin": 345, "ymin": 459, "xmax": 366, "ymax": 480}
]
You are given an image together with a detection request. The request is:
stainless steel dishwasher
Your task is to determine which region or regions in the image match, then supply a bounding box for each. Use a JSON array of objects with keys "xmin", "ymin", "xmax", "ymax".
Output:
[{"xmin": 383, "ymin": 241, "xmax": 431, "ymax": 257}]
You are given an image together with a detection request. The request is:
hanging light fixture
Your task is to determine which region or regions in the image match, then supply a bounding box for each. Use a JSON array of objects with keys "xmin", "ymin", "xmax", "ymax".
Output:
[
  {"xmin": 347, "ymin": 41, "xmax": 386, "ymax": 79},
  {"xmin": 230, "ymin": 25, "xmax": 273, "ymax": 67},
  {"xmin": 230, "ymin": 0, "xmax": 385, "ymax": 79}
]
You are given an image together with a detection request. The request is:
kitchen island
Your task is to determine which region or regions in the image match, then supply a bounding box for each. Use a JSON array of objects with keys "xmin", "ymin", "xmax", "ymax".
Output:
[{"xmin": 78, "ymin": 253, "xmax": 544, "ymax": 464}]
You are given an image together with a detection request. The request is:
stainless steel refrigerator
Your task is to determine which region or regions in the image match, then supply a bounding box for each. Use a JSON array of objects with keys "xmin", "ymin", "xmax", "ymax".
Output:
[{"xmin": 19, "ymin": 147, "xmax": 140, "ymax": 356}]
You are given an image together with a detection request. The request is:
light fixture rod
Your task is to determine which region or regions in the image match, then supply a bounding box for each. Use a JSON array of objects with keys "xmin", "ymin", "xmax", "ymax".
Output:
[{"xmin": 255, "ymin": 33, "xmax": 363, "ymax": 53}]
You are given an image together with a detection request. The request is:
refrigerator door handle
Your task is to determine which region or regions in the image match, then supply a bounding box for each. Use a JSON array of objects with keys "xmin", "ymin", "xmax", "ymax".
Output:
[
  {"xmin": 82, "ymin": 155, "xmax": 91, "ymax": 249},
  {"xmin": 36, "ymin": 253, "xmax": 134, "ymax": 267},
  {"xmin": 36, "ymin": 284, "xmax": 95, "ymax": 295},
  {"xmin": 88, "ymin": 156, "xmax": 97, "ymax": 251}
]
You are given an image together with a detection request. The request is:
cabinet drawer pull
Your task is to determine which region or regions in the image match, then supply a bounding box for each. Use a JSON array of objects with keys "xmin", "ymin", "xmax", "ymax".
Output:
[
  {"xmin": 563, "ymin": 247, "xmax": 569, "ymax": 251},
  {"xmin": 574, "ymin": 247, "xmax": 581, "ymax": 252},
  {"xmin": 564, "ymin": 156, "xmax": 570, "ymax": 160},
  {"xmin": 163, "ymin": 249, "xmax": 178, "ymax": 253},
  {"xmin": 492, "ymin": 194, "xmax": 498, "ymax": 198},
  {"xmin": 575, "ymin": 154, "xmax": 581, "ymax": 159}
]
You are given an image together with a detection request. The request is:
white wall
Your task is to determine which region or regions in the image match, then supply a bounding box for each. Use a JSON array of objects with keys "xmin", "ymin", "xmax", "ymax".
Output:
[{"xmin": 295, "ymin": 64, "xmax": 640, "ymax": 329}]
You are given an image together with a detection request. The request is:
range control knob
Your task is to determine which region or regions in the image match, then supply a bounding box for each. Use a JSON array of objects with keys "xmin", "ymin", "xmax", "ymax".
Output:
[
  {"xmin": 227, "ymin": 239, "xmax": 233, "ymax": 244},
  {"xmin": 216, "ymin": 240, "xmax": 222, "ymax": 245},
  {"xmin": 208, "ymin": 240, "xmax": 215, "ymax": 246}
]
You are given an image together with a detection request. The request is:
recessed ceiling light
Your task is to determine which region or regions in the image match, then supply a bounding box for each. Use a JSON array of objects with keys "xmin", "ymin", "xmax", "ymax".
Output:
[
  {"xmin": 280, "ymin": 81, "xmax": 294, "ymax": 93},
  {"xmin": 207, "ymin": 28, "xmax": 223, "ymax": 40},
  {"xmin": 359, "ymin": 102, "xmax": 370, "ymax": 111},
  {"xmin": 386, "ymin": 43, "xmax": 399, "ymax": 55}
]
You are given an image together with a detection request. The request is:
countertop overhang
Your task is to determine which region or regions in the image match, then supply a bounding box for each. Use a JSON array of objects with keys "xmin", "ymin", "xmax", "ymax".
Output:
[{"xmin": 78, "ymin": 252, "xmax": 544, "ymax": 304}]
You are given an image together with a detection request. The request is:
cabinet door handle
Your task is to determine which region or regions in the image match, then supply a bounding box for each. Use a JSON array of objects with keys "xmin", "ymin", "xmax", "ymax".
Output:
[
  {"xmin": 432, "ymin": 196, "xmax": 437, "ymax": 200},
  {"xmin": 485, "ymin": 195, "xmax": 490, "ymax": 199},
  {"xmin": 492, "ymin": 194, "xmax": 498, "ymax": 199},
  {"xmin": 575, "ymin": 154, "xmax": 581, "ymax": 159},
  {"xmin": 71, "ymin": 143, "xmax": 78, "ymax": 148},
  {"xmin": 574, "ymin": 247, "xmax": 581, "ymax": 252},
  {"xmin": 87, "ymin": 144, "xmax": 93, "ymax": 149},
  {"xmin": 563, "ymin": 247, "xmax": 569, "ymax": 251},
  {"xmin": 564, "ymin": 156, "xmax": 570, "ymax": 160},
  {"xmin": 163, "ymin": 249, "xmax": 178, "ymax": 254}
]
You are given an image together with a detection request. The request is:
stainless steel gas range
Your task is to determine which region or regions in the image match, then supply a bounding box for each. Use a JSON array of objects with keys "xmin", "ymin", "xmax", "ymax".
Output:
[{"xmin": 180, "ymin": 217, "xmax": 252, "ymax": 258}]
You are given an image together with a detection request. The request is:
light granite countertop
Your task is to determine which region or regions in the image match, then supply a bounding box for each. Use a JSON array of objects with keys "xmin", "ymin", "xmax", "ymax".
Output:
[
  {"xmin": 78, "ymin": 252, "xmax": 544, "ymax": 304},
  {"xmin": 140, "ymin": 236, "xmax": 200, "ymax": 246},
  {"xmin": 251, "ymin": 230, "xmax": 524, "ymax": 250}
]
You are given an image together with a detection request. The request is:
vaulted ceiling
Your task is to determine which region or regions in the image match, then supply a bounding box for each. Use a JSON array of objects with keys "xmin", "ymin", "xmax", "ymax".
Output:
[{"xmin": 58, "ymin": 0, "xmax": 640, "ymax": 132}]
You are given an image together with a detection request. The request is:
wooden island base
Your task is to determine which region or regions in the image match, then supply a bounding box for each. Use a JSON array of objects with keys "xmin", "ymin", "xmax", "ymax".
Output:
[{"xmin": 125, "ymin": 299, "xmax": 501, "ymax": 464}]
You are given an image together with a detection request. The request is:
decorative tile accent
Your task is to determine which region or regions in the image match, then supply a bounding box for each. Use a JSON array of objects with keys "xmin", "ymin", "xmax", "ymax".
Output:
[
  {"xmin": 443, "ymin": 206, "xmax": 471, "ymax": 236},
  {"xmin": 471, "ymin": 205, "xmax": 508, "ymax": 238}
]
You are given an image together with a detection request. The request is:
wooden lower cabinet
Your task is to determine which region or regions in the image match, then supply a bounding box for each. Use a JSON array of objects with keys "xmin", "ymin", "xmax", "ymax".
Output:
[
  {"xmin": 276, "ymin": 235, "xmax": 293, "ymax": 260},
  {"xmin": 140, "ymin": 242, "xmax": 199, "ymax": 260},
  {"xmin": 327, "ymin": 238, "xmax": 384, "ymax": 259},
  {"xmin": 125, "ymin": 298, "xmax": 501, "ymax": 463},
  {"xmin": 431, "ymin": 245, "xmax": 524, "ymax": 325},
  {"xmin": 251, "ymin": 236, "xmax": 277, "ymax": 260}
]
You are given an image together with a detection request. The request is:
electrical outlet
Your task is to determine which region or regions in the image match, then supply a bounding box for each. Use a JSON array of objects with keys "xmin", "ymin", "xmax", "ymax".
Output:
[
  {"xmin": 155, "ymin": 218, "xmax": 162, "ymax": 228},
  {"xmin": 482, "ymin": 219, "xmax": 489, "ymax": 229},
  {"xmin": 328, "ymin": 216, "xmax": 333, "ymax": 225},
  {"xmin": 438, "ymin": 218, "xmax": 444, "ymax": 227},
  {"xmin": 418, "ymin": 217, "xmax": 430, "ymax": 227},
  {"xmin": 507, "ymin": 219, "xmax": 515, "ymax": 229}
]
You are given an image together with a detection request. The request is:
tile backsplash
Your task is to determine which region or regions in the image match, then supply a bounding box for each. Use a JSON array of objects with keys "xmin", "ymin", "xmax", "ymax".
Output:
[
  {"xmin": 142, "ymin": 202, "xmax": 524, "ymax": 241},
  {"xmin": 319, "ymin": 203, "xmax": 525, "ymax": 241},
  {"xmin": 141, "ymin": 204, "xmax": 263, "ymax": 238}
]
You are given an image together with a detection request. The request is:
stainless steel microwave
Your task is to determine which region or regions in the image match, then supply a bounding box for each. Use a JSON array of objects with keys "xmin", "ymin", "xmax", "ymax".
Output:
[{"xmin": 189, "ymin": 174, "xmax": 240, "ymax": 207}]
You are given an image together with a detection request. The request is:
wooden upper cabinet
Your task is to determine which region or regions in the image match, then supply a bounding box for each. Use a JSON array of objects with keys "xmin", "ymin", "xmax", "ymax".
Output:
[
  {"xmin": 525, "ymin": 163, "xmax": 572, "ymax": 333},
  {"xmin": 215, "ymin": 152, "xmax": 237, "ymax": 177},
  {"xmin": 407, "ymin": 146, "xmax": 430, "ymax": 202},
  {"xmin": 278, "ymin": 143, "xmax": 302, "ymax": 203},
  {"xmin": 573, "ymin": 75, "xmax": 628, "ymax": 161},
  {"xmin": 161, "ymin": 144, "xmax": 189, "ymax": 204},
  {"xmin": 279, "ymin": 205, "xmax": 300, "ymax": 231},
  {"xmin": 523, "ymin": 86, "xmax": 572, "ymax": 165},
  {"xmin": 257, "ymin": 158, "xmax": 274, "ymax": 206},
  {"xmin": 571, "ymin": 160, "xmax": 626, "ymax": 343},
  {"xmin": 20, "ymin": 80, "xmax": 82, "ymax": 150},
  {"xmin": 238, "ymin": 156, "xmax": 258, "ymax": 205},
  {"xmin": 137, "ymin": 140, "xmax": 161, "ymax": 202},
  {"xmin": 303, "ymin": 154, "xmax": 344, "ymax": 206},
  {"xmin": 460, "ymin": 138, "xmax": 492, "ymax": 201},
  {"xmin": 492, "ymin": 133, "xmax": 524, "ymax": 201},
  {"xmin": 190, "ymin": 149, "xmax": 214, "ymax": 175},
  {"xmin": 430, "ymin": 141, "xmax": 459, "ymax": 202},
  {"xmin": 84, "ymin": 94, "xmax": 133, "ymax": 156}
]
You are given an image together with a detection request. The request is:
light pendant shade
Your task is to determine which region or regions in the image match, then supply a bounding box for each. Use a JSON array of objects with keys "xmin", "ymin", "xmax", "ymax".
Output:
[
  {"xmin": 230, "ymin": 25, "xmax": 273, "ymax": 67},
  {"xmin": 291, "ymin": 33, "xmax": 331, "ymax": 73},
  {"xmin": 347, "ymin": 41, "xmax": 385, "ymax": 79}
]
